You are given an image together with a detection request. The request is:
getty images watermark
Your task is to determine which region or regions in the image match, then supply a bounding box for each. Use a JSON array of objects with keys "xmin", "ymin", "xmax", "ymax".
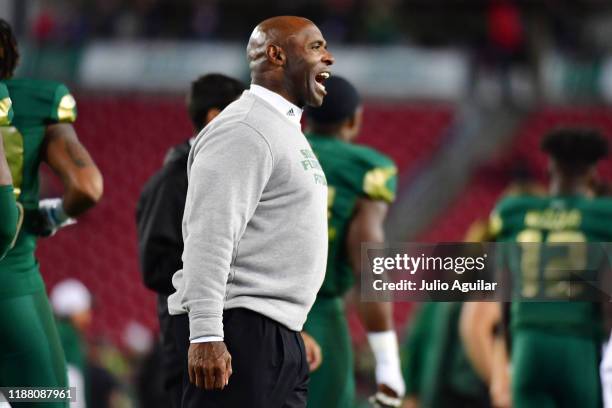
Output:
[{"xmin": 361, "ymin": 243, "xmax": 612, "ymax": 302}]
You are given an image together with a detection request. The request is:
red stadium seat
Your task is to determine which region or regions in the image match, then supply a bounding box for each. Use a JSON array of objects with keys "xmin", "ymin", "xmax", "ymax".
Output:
[{"xmin": 419, "ymin": 106, "xmax": 612, "ymax": 244}]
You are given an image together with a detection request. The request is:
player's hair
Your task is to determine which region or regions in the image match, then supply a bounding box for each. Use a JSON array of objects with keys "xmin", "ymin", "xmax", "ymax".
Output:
[
  {"xmin": 0, "ymin": 19, "xmax": 19, "ymax": 79},
  {"xmin": 541, "ymin": 128, "xmax": 608, "ymax": 172},
  {"xmin": 188, "ymin": 74, "xmax": 245, "ymax": 130}
]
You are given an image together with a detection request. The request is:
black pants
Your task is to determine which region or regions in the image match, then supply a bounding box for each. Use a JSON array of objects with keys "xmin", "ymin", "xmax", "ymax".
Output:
[
  {"xmin": 158, "ymin": 295, "xmax": 183, "ymax": 408},
  {"xmin": 173, "ymin": 308, "xmax": 309, "ymax": 408}
]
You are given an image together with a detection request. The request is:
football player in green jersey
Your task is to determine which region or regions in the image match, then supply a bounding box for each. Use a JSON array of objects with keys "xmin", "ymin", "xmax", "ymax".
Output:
[
  {"xmin": 402, "ymin": 218, "xmax": 503, "ymax": 408},
  {"xmin": 0, "ymin": 82, "xmax": 22, "ymax": 259},
  {"xmin": 489, "ymin": 128, "xmax": 611, "ymax": 408},
  {"xmin": 461, "ymin": 178, "xmax": 546, "ymax": 408},
  {"xmin": 403, "ymin": 302, "xmax": 493, "ymax": 408},
  {"xmin": 0, "ymin": 19, "xmax": 103, "ymax": 405},
  {"xmin": 304, "ymin": 76, "xmax": 404, "ymax": 408}
]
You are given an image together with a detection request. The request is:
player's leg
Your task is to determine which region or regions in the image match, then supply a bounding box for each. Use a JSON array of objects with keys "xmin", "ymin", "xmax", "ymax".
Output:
[
  {"xmin": 556, "ymin": 334, "xmax": 601, "ymax": 408},
  {"xmin": 303, "ymin": 297, "xmax": 354, "ymax": 408},
  {"xmin": 0, "ymin": 289, "xmax": 68, "ymax": 408},
  {"xmin": 512, "ymin": 329, "xmax": 556, "ymax": 408}
]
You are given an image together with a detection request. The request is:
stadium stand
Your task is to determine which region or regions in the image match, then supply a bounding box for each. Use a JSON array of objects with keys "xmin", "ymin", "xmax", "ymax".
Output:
[
  {"xmin": 359, "ymin": 103, "xmax": 454, "ymax": 176},
  {"xmin": 418, "ymin": 107, "xmax": 612, "ymax": 243}
]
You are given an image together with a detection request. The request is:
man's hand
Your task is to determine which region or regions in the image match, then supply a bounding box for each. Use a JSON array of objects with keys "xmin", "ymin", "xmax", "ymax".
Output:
[
  {"xmin": 401, "ymin": 396, "xmax": 419, "ymax": 408},
  {"xmin": 188, "ymin": 341, "xmax": 232, "ymax": 390},
  {"xmin": 300, "ymin": 331, "xmax": 322, "ymax": 372},
  {"xmin": 369, "ymin": 384, "xmax": 403, "ymax": 407},
  {"xmin": 490, "ymin": 332, "xmax": 512, "ymax": 408},
  {"xmin": 490, "ymin": 367, "xmax": 512, "ymax": 408}
]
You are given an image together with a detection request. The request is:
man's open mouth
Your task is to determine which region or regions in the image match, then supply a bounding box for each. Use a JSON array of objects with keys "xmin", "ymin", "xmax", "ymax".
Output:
[{"xmin": 315, "ymin": 71, "xmax": 330, "ymax": 93}]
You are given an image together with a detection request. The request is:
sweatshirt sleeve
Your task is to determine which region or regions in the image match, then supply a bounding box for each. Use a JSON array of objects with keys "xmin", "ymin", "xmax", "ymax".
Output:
[{"xmin": 178, "ymin": 123, "xmax": 274, "ymax": 340}]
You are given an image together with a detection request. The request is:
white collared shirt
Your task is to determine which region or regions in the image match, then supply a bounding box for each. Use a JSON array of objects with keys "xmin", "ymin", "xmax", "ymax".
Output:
[{"xmin": 249, "ymin": 84, "xmax": 303, "ymax": 127}]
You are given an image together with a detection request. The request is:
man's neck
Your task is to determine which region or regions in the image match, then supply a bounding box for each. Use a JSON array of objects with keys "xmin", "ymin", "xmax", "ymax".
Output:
[
  {"xmin": 549, "ymin": 179, "xmax": 590, "ymax": 196},
  {"xmin": 250, "ymin": 84, "xmax": 303, "ymax": 126},
  {"xmin": 252, "ymin": 79, "xmax": 299, "ymax": 107},
  {"xmin": 307, "ymin": 130, "xmax": 343, "ymax": 141}
]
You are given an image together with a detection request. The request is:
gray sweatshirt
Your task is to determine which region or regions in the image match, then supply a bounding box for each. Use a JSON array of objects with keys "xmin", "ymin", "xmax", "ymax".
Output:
[{"xmin": 168, "ymin": 90, "xmax": 328, "ymax": 340}]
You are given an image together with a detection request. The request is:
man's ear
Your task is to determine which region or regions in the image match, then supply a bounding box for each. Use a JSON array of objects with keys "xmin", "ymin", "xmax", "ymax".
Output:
[
  {"xmin": 205, "ymin": 108, "xmax": 222, "ymax": 125},
  {"xmin": 547, "ymin": 158, "xmax": 555, "ymax": 177},
  {"xmin": 266, "ymin": 44, "xmax": 286, "ymax": 66},
  {"xmin": 344, "ymin": 107, "xmax": 363, "ymax": 141}
]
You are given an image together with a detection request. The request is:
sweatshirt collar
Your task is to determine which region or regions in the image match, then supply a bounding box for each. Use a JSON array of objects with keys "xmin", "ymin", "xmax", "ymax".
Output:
[{"xmin": 249, "ymin": 84, "xmax": 302, "ymax": 127}]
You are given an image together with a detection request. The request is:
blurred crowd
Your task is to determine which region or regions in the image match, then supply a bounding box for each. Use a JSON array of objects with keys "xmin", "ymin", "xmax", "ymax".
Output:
[
  {"xmin": 15, "ymin": 0, "xmax": 612, "ymax": 50},
  {"xmin": 23, "ymin": 0, "xmax": 401, "ymax": 44}
]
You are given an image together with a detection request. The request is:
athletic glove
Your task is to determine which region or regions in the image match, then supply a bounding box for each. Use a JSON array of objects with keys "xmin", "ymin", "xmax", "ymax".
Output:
[{"xmin": 34, "ymin": 198, "xmax": 76, "ymax": 237}]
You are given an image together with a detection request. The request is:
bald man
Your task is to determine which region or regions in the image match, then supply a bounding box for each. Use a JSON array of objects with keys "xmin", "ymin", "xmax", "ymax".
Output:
[{"xmin": 168, "ymin": 16, "xmax": 334, "ymax": 407}]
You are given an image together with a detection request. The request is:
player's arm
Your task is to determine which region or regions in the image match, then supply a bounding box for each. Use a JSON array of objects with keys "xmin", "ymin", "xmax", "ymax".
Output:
[
  {"xmin": 489, "ymin": 313, "xmax": 512, "ymax": 408},
  {"xmin": 347, "ymin": 198, "xmax": 405, "ymax": 404},
  {"xmin": 0, "ymin": 132, "xmax": 20, "ymax": 258},
  {"xmin": 459, "ymin": 301, "xmax": 501, "ymax": 383},
  {"xmin": 349, "ymin": 199, "xmax": 393, "ymax": 331},
  {"xmin": 36, "ymin": 123, "xmax": 102, "ymax": 235},
  {"xmin": 43, "ymin": 123, "xmax": 103, "ymax": 216}
]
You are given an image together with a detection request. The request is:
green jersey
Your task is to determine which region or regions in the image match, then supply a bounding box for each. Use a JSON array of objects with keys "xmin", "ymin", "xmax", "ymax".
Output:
[
  {"xmin": 490, "ymin": 194, "xmax": 612, "ymax": 336},
  {"xmin": 0, "ymin": 82, "xmax": 18, "ymax": 259},
  {"xmin": 0, "ymin": 82, "xmax": 13, "ymax": 125},
  {"xmin": 307, "ymin": 133, "xmax": 397, "ymax": 297},
  {"xmin": 0, "ymin": 79, "xmax": 77, "ymax": 297}
]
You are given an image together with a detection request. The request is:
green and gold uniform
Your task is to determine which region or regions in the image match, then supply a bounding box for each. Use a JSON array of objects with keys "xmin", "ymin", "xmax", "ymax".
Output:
[
  {"xmin": 491, "ymin": 194, "xmax": 612, "ymax": 408},
  {"xmin": 402, "ymin": 218, "xmax": 497, "ymax": 408},
  {"xmin": 303, "ymin": 133, "xmax": 397, "ymax": 408},
  {"xmin": 402, "ymin": 302, "xmax": 490, "ymax": 408},
  {"xmin": 0, "ymin": 78, "xmax": 77, "ymax": 406},
  {"xmin": 0, "ymin": 83, "xmax": 14, "ymax": 126},
  {"xmin": 402, "ymin": 303, "xmax": 438, "ymax": 400},
  {"xmin": 0, "ymin": 82, "xmax": 20, "ymax": 259}
]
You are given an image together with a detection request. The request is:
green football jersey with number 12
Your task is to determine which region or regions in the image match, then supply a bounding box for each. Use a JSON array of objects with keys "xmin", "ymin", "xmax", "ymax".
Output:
[
  {"xmin": 490, "ymin": 194, "xmax": 612, "ymax": 337},
  {"xmin": 307, "ymin": 133, "xmax": 397, "ymax": 298},
  {"xmin": 0, "ymin": 78, "xmax": 77, "ymax": 297}
]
